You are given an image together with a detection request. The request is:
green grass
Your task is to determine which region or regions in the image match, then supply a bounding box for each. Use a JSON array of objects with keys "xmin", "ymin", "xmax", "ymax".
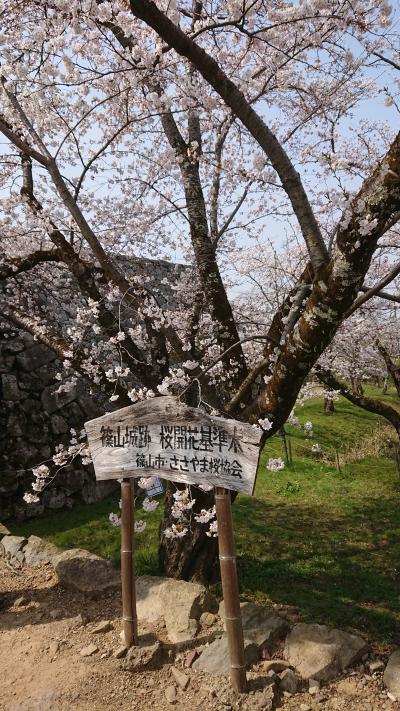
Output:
[
  {"xmin": 11, "ymin": 385, "xmax": 400, "ymax": 644},
  {"xmin": 12, "ymin": 494, "xmax": 163, "ymax": 575},
  {"xmin": 236, "ymin": 385, "xmax": 400, "ymax": 645}
]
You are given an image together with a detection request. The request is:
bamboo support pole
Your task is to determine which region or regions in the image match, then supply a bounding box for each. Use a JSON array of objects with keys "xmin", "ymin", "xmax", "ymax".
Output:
[
  {"xmin": 335, "ymin": 449, "xmax": 341, "ymax": 474},
  {"xmin": 215, "ymin": 487, "xmax": 247, "ymax": 693},
  {"xmin": 288, "ymin": 438, "xmax": 293, "ymax": 466},
  {"xmin": 279, "ymin": 426, "xmax": 290, "ymax": 465},
  {"xmin": 121, "ymin": 478, "xmax": 138, "ymax": 647}
]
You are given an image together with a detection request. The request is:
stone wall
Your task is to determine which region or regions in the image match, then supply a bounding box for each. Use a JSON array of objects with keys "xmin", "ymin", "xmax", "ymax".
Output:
[
  {"xmin": 0, "ymin": 256, "xmax": 191, "ymax": 520},
  {"xmin": 0, "ymin": 326, "xmax": 116, "ymax": 520}
]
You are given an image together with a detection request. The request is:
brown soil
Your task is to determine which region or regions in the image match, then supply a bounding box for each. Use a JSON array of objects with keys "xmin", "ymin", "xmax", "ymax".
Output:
[{"xmin": 0, "ymin": 560, "xmax": 398, "ymax": 711}]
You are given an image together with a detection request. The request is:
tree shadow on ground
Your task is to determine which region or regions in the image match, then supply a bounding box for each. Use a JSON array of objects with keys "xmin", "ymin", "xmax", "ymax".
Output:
[
  {"xmin": 0, "ymin": 585, "xmax": 116, "ymax": 632},
  {"xmin": 234, "ymin": 495, "xmax": 400, "ymax": 644}
]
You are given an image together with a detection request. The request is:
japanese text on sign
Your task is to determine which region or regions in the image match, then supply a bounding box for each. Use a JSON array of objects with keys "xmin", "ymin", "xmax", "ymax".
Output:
[
  {"xmin": 85, "ymin": 396, "xmax": 262, "ymax": 495},
  {"xmin": 99, "ymin": 424, "xmax": 244, "ymax": 480}
]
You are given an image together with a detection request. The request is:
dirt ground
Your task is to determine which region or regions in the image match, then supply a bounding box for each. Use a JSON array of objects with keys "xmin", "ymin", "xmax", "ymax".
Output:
[{"xmin": 0, "ymin": 559, "xmax": 398, "ymax": 711}]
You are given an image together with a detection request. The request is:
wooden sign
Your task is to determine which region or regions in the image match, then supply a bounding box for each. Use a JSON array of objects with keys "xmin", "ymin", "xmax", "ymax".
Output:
[
  {"xmin": 85, "ymin": 395, "xmax": 261, "ymax": 693},
  {"xmin": 85, "ymin": 396, "xmax": 262, "ymax": 495}
]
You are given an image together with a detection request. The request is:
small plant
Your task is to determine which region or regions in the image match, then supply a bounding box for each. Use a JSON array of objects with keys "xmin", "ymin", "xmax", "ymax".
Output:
[{"xmin": 278, "ymin": 480, "xmax": 301, "ymax": 496}]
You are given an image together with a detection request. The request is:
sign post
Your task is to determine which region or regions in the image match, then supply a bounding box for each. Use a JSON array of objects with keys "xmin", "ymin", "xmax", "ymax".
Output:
[
  {"xmin": 215, "ymin": 486, "xmax": 247, "ymax": 692},
  {"xmin": 120, "ymin": 478, "xmax": 138, "ymax": 647},
  {"xmin": 85, "ymin": 396, "xmax": 262, "ymax": 690}
]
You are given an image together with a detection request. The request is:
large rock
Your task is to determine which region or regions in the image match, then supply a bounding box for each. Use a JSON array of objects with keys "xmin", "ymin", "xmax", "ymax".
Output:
[
  {"xmin": 192, "ymin": 634, "xmax": 259, "ymax": 676},
  {"xmin": 121, "ymin": 641, "xmax": 163, "ymax": 671},
  {"xmin": 16, "ymin": 344, "xmax": 56, "ymax": 371},
  {"xmin": 77, "ymin": 393, "xmax": 102, "ymax": 420},
  {"xmin": 249, "ymin": 684, "xmax": 276, "ymax": 711},
  {"xmin": 219, "ymin": 600, "xmax": 289, "ymax": 651},
  {"xmin": 284, "ymin": 623, "xmax": 369, "ymax": 682},
  {"xmin": 41, "ymin": 381, "xmax": 79, "ymax": 414},
  {"xmin": 0, "ymin": 523, "xmax": 10, "ymax": 539},
  {"xmin": 0, "ymin": 535, "xmax": 27, "ymax": 567},
  {"xmin": 136, "ymin": 575, "xmax": 218, "ymax": 643},
  {"xmin": 279, "ymin": 668, "xmax": 298, "ymax": 693},
  {"xmin": 1, "ymin": 374, "xmax": 20, "ymax": 401},
  {"xmin": 45, "ymin": 491, "xmax": 69, "ymax": 510},
  {"xmin": 53, "ymin": 548, "xmax": 120, "ymax": 596},
  {"xmin": 23, "ymin": 535, "xmax": 60, "ymax": 566},
  {"xmin": 50, "ymin": 414, "xmax": 69, "ymax": 435},
  {"xmin": 384, "ymin": 650, "xmax": 400, "ymax": 698},
  {"xmin": 193, "ymin": 599, "xmax": 289, "ymax": 678}
]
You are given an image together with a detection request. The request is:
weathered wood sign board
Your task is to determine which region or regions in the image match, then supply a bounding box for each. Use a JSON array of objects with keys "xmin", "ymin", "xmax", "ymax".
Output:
[{"xmin": 85, "ymin": 396, "xmax": 262, "ymax": 495}]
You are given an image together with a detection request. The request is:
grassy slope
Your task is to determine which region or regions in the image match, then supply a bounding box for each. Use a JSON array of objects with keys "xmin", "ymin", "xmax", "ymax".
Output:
[{"xmin": 11, "ymin": 385, "xmax": 400, "ymax": 643}]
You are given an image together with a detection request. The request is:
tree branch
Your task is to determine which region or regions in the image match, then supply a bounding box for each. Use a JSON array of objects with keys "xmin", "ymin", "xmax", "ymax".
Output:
[
  {"xmin": 129, "ymin": 0, "xmax": 329, "ymax": 272},
  {"xmin": 372, "ymin": 51, "xmax": 400, "ymax": 72},
  {"xmin": 315, "ymin": 365, "xmax": 400, "ymax": 435},
  {"xmin": 359, "ymin": 286, "xmax": 400, "ymax": 305},
  {"xmin": 0, "ymin": 249, "xmax": 62, "ymax": 281},
  {"xmin": 0, "ymin": 93, "xmax": 187, "ymax": 372},
  {"xmin": 227, "ymin": 262, "xmax": 313, "ymax": 414},
  {"xmin": 209, "ymin": 120, "xmax": 231, "ymax": 241},
  {"xmin": 375, "ymin": 340, "xmax": 400, "ymax": 398},
  {"xmin": 346, "ymin": 260, "xmax": 400, "ymax": 317},
  {"xmin": 0, "ymin": 115, "xmax": 49, "ymax": 167},
  {"xmin": 17, "ymin": 154, "xmax": 155, "ymax": 386},
  {"xmin": 214, "ymin": 183, "xmax": 251, "ymax": 247}
]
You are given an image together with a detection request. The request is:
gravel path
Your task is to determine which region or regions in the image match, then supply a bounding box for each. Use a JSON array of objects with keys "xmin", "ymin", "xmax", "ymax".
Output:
[{"xmin": 0, "ymin": 560, "xmax": 398, "ymax": 711}]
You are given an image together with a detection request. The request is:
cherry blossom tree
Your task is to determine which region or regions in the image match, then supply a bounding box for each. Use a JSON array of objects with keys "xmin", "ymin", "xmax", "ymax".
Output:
[
  {"xmin": 315, "ymin": 273, "xmax": 400, "ymax": 471},
  {"xmin": 0, "ymin": 0, "xmax": 399, "ymax": 581}
]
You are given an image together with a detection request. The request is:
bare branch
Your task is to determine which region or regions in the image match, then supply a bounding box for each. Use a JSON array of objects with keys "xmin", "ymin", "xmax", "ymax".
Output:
[
  {"xmin": 316, "ymin": 365, "xmax": 400, "ymax": 434},
  {"xmin": 0, "ymin": 115, "xmax": 49, "ymax": 167},
  {"xmin": 129, "ymin": 0, "xmax": 329, "ymax": 272},
  {"xmin": 214, "ymin": 183, "xmax": 251, "ymax": 246},
  {"xmin": 372, "ymin": 51, "xmax": 400, "ymax": 72},
  {"xmin": 359, "ymin": 286, "xmax": 400, "ymax": 305},
  {"xmin": 375, "ymin": 340, "xmax": 400, "ymax": 397},
  {"xmin": 0, "ymin": 249, "xmax": 62, "ymax": 281},
  {"xmin": 345, "ymin": 260, "xmax": 400, "ymax": 317}
]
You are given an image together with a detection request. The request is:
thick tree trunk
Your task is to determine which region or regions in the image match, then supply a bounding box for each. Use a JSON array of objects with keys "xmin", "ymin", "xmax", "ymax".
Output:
[
  {"xmin": 395, "ymin": 442, "xmax": 400, "ymax": 481},
  {"xmin": 350, "ymin": 377, "xmax": 364, "ymax": 397},
  {"xmin": 376, "ymin": 340, "xmax": 400, "ymax": 398},
  {"xmin": 158, "ymin": 482, "xmax": 219, "ymax": 583}
]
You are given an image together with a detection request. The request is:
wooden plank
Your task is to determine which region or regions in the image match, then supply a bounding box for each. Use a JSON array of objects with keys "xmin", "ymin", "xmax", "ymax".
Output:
[{"xmin": 85, "ymin": 396, "xmax": 262, "ymax": 496}]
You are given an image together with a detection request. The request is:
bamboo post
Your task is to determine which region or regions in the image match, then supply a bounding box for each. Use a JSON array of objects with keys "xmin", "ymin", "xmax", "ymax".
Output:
[
  {"xmin": 120, "ymin": 478, "xmax": 138, "ymax": 647},
  {"xmin": 288, "ymin": 438, "xmax": 293, "ymax": 466},
  {"xmin": 335, "ymin": 449, "xmax": 341, "ymax": 474},
  {"xmin": 279, "ymin": 426, "xmax": 290, "ymax": 465},
  {"xmin": 215, "ymin": 487, "xmax": 247, "ymax": 693}
]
